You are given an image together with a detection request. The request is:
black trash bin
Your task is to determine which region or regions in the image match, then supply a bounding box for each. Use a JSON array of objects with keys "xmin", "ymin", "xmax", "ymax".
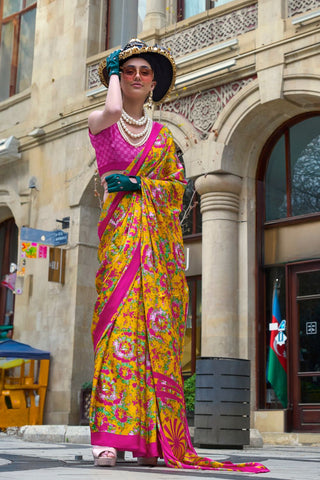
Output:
[{"xmin": 194, "ymin": 357, "xmax": 250, "ymax": 448}]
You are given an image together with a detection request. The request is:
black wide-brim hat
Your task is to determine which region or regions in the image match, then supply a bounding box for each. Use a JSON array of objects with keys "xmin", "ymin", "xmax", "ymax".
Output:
[{"xmin": 98, "ymin": 38, "xmax": 176, "ymax": 104}]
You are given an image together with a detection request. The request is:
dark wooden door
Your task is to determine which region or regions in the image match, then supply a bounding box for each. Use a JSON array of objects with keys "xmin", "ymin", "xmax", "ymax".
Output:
[{"xmin": 288, "ymin": 262, "xmax": 320, "ymax": 431}]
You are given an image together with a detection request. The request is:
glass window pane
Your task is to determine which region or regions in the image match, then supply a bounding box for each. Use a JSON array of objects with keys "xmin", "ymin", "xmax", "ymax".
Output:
[
  {"xmin": 298, "ymin": 271, "xmax": 320, "ymax": 296},
  {"xmin": 195, "ymin": 194, "xmax": 201, "ymax": 234},
  {"xmin": 182, "ymin": 278, "xmax": 194, "ymax": 373},
  {"xmin": 0, "ymin": 21, "xmax": 14, "ymax": 101},
  {"xmin": 137, "ymin": 0, "xmax": 146, "ymax": 33},
  {"xmin": 290, "ymin": 117, "xmax": 320, "ymax": 217},
  {"xmin": 108, "ymin": 0, "xmax": 138, "ymax": 48},
  {"xmin": 184, "ymin": 0, "xmax": 206, "ymax": 19},
  {"xmin": 265, "ymin": 267, "xmax": 286, "ymax": 408},
  {"xmin": 2, "ymin": 0, "xmax": 22, "ymax": 17},
  {"xmin": 181, "ymin": 179, "xmax": 196, "ymax": 236},
  {"xmin": 265, "ymin": 135, "xmax": 287, "ymax": 220},
  {"xmin": 16, "ymin": 8, "xmax": 36, "ymax": 93},
  {"xmin": 300, "ymin": 376, "xmax": 320, "ymax": 403},
  {"xmin": 25, "ymin": 0, "xmax": 37, "ymax": 7},
  {"xmin": 108, "ymin": 2, "xmax": 122, "ymax": 47},
  {"xmin": 214, "ymin": 0, "xmax": 234, "ymax": 6},
  {"xmin": 298, "ymin": 298, "xmax": 320, "ymax": 373}
]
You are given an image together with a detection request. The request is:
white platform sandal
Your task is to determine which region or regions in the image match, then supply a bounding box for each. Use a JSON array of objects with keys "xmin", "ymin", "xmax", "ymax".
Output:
[{"xmin": 92, "ymin": 446, "xmax": 117, "ymax": 467}]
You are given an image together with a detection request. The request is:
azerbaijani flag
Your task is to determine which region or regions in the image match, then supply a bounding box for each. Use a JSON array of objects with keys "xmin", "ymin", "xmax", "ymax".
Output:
[{"xmin": 267, "ymin": 286, "xmax": 287, "ymax": 408}]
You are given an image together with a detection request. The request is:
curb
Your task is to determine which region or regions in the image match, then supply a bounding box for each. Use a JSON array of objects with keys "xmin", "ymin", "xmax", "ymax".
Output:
[
  {"xmin": 6, "ymin": 425, "xmax": 263, "ymax": 448},
  {"xmin": 7, "ymin": 425, "xmax": 91, "ymax": 444}
]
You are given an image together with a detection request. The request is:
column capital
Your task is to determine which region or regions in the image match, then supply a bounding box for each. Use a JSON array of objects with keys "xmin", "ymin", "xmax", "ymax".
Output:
[
  {"xmin": 195, "ymin": 174, "xmax": 242, "ymax": 219},
  {"xmin": 195, "ymin": 173, "xmax": 242, "ymax": 196}
]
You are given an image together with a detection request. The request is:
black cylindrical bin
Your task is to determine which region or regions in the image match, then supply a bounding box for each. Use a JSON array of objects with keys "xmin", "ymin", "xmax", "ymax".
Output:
[{"xmin": 194, "ymin": 357, "xmax": 250, "ymax": 448}]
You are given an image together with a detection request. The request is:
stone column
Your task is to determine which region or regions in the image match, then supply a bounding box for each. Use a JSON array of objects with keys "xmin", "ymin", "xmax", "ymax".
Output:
[
  {"xmin": 195, "ymin": 173, "xmax": 242, "ymax": 358},
  {"xmin": 143, "ymin": 0, "xmax": 166, "ymax": 30}
]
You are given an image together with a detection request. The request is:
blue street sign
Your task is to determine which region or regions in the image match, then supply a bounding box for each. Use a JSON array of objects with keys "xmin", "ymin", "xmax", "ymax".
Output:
[{"xmin": 20, "ymin": 227, "xmax": 68, "ymax": 246}]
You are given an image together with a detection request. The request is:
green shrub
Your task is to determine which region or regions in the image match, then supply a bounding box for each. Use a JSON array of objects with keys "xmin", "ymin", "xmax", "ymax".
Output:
[{"xmin": 183, "ymin": 374, "xmax": 196, "ymax": 412}]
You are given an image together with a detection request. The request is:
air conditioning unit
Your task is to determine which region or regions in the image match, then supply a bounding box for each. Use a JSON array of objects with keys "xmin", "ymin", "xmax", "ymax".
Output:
[{"xmin": 0, "ymin": 136, "xmax": 21, "ymax": 165}]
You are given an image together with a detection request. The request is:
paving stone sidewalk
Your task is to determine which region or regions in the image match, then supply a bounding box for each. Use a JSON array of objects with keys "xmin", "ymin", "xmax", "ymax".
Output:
[{"xmin": 1, "ymin": 432, "xmax": 320, "ymax": 480}]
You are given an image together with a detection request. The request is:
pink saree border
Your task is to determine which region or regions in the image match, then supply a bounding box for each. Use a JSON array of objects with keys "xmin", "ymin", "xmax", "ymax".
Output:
[
  {"xmin": 91, "ymin": 431, "xmax": 161, "ymax": 457},
  {"xmin": 98, "ymin": 122, "xmax": 162, "ymax": 240},
  {"xmin": 93, "ymin": 240, "xmax": 141, "ymax": 351}
]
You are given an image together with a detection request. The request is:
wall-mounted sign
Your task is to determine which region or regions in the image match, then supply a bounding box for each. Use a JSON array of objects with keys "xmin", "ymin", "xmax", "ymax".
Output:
[
  {"xmin": 306, "ymin": 321, "xmax": 317, "ymax": 335},
  {"xmin": 21, "ymin": 227, "xmax": 68, "ymax": 246},
  {"xmin": 48, "ymin": 248, "xmax": 66, "ymax": 284}
]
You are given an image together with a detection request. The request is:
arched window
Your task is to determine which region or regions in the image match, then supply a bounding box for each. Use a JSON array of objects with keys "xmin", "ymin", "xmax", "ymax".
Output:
[
  {"xmin": 265, "ymin": 115, "xmax": 320, "ymax": 221},
  {"xmin": 176, "ymin": 148, "xmax": 202, "ymax": 237}
]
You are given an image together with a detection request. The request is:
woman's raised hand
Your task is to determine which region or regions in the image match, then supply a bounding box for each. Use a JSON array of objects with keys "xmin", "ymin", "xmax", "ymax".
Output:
[{"xmin": 106, "ymin": 49, "xmax": 121, "ymax": 79}]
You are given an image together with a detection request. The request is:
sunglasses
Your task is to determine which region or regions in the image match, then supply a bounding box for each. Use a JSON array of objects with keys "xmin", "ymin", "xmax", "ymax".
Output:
[{"xmin": 120, "ymin": 66, "xmax": 154, "ymax": 80}]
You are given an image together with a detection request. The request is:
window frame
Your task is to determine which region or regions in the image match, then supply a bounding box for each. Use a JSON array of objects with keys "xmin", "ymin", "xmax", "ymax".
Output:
[
  {"xmin": 181, "ymin": 179, "xmax": 202, "ymax": 238},
  {"xmin": 0, "ymin": 0, "xmax": 37, "ymax": 99},
  {"xmin": 177, "ymin": 0, "xmax": 213, "ymax": 21},
  {"xmin": 184, "ymin": 275, "xmax": 202, "ymax": 375},
  {"xmin": 257, "ymin": 112, "xmax": 320, "ymax": 227}
]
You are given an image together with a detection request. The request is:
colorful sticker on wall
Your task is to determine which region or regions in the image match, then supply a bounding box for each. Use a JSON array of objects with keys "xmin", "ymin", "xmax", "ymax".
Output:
[
  {"xmin": 21, "ymin": 242, "xmax": 38, "ymax": 258},
  {"xmin": 38, "ymin": 244, "xmax": 48, "ymax": 259}
]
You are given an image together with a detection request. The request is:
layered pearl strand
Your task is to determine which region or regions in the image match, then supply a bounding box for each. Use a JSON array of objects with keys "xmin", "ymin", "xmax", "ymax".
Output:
[{"xmin": 117, "ymin": 108, "xmax": 152, "ymax": 147}]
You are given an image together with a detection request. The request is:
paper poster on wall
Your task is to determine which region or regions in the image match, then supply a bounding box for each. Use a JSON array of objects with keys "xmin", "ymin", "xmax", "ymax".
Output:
[
  {"xmin": 38, "ymin": 245, "xmax": 48, "ymax": 258},
  {"xmin": 21, "ymin": 242, "xmax": 38, "ymax": 258},
  {"xmin": 20, "ymin": 242, "xmax": 48, "ymax": 259}
]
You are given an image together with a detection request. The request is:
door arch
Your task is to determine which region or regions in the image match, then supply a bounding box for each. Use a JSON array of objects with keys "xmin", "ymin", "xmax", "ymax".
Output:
[
  {"xmin": 256, "ymin": 113, "xmax": 320, "ymax": 431},
  {"xmin": 0, "ymin": 217, "xmax": 18, "ymax": 338}
]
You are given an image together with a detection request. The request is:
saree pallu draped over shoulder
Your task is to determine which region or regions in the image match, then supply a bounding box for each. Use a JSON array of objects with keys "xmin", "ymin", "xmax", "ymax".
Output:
[{"xmin": 90, "ymin": 123, "xmax": 269, "ymax": 473}]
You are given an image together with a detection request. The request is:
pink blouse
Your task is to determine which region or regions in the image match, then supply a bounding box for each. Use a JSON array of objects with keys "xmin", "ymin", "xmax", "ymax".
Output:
[{"xmin": 89, "ymin": 123, "xmax": 145, "ymax": 178}]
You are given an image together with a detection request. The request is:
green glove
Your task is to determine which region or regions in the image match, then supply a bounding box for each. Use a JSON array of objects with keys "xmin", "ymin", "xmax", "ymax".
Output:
[
  {"xmin": 105, "ymin": 174, "xmax": 141, "ymax": 193},
  {"xmin": 106, "ymin": 49, "xmax": 121, "ymax": 78}
]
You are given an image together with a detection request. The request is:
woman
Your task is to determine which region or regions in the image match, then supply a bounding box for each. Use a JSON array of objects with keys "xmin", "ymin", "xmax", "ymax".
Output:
[{"xmin": 88, "ymin": 39, "xmax": 269, "ymax": 473}]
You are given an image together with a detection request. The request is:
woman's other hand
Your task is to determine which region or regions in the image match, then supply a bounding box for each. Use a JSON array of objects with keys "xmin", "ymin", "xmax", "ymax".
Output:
[{"xmin": 105, "ymin": 174, "xmax": 141, "ymax": 193}]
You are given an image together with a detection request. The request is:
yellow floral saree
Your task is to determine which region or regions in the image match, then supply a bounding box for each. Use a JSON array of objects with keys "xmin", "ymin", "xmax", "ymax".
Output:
[{"xmin": 90, "ymin": 123, "xmax": 269, "ymax": 473}]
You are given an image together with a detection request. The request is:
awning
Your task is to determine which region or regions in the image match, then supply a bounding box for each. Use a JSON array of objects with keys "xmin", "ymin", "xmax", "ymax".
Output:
[{"xmin": 0, "ymin": 339, "xmax": 50, "ymax": 360}]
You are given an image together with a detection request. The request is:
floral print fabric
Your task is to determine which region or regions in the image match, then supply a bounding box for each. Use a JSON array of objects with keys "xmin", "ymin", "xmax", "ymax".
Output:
[{"xmin": 89, "ymin": 123, "xmax": 269, "ymax": 473}]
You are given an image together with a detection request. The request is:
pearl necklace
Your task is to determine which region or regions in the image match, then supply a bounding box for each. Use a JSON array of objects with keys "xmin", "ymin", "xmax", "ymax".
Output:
[
  {"xmin": 121, "ymin": 108, "xmax": 148, "ymax": 126},
  {"xmin": 117, "ymin": 115, "xmax": 152, "ymax": 147}
]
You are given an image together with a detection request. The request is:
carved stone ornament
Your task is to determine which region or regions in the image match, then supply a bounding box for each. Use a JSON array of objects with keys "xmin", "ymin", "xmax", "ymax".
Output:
[
  {"xmin": 288, "ymin": 0, "xmax": 320, "ymax": 17},
  {"xmin": 160, "ymin": 77, "xmax": 256, "ymax": 135},
  {"xmin": 162, "ymin": 4, "xmax": 258, "ymax": 58}
]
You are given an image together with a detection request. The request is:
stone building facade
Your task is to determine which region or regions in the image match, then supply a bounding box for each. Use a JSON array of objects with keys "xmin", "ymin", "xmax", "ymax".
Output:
[{"xmin": 1, "ymin": 0, "xmax": 320, "ymax": 433}]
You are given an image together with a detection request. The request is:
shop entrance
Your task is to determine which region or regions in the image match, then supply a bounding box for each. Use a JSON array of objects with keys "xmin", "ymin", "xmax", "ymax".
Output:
[
  {"xmin": 256, "ymin": 113, "xmax": 320, "ymax": 432},
  {"xmin": 288, "ymin": 262, "xmax": 320, "ymax": 431}
]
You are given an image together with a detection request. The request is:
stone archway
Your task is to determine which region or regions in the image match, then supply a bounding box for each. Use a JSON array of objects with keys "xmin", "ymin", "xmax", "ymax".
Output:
[{"xmin": 193, "ymin": 76, "xmax": 320, "ymax": 411}]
